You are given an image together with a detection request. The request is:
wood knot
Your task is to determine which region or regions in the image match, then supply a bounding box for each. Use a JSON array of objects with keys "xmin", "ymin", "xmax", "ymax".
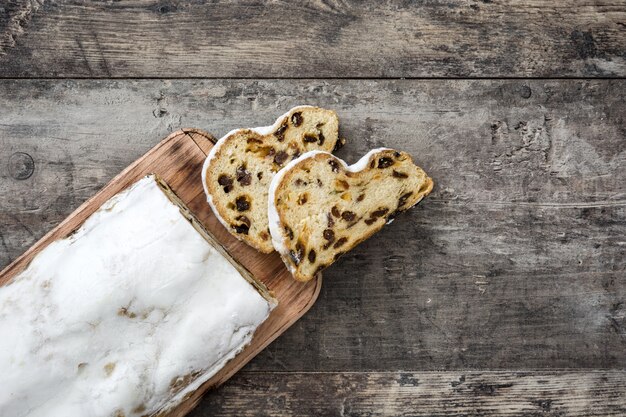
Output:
[
  {"xmin": 519, "ymin": 84, "xmax": 532, "ymax": 99},
  {"xmin": 8, "ymin": 152, "xmax": 34, "ymax": 180}
]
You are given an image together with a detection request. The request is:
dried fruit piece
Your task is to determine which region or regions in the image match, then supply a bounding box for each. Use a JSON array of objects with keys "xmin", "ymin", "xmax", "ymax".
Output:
[
  {"xmin": 236, "ymin": 165, "xmax": 252, "ymax": 186},
  {"xmin": 341, "ymin": 211, "xmax": 356, "ymax": 222},
  {"xmin": 333, "ymin": 137, "xmax": 346, "ymax": 152},
  {"xmin": 235, "ymin": 215, "xmax": 251, "ymax": 227},
  {"xmin": 333, "ymin": 237, "xmax": 348, "ymax": 249},
  {"xmin": 398, "ymin": 192, "xmax": 413, "ymax": 208},
  {"xmin": 329, "ymin": 160, "xmax": 340, "ymax": 173},
  {"xmin": 304, "ymin": 133, "xmax": 318, "ymax": 143},
  {"xmin": 392, "ymin": 170, "xmax": 408, "ymax": 179},
  {"xmin": 235, "ymin": 195, "xmax": 251, "ymax": 212},
  {"xmin": 291, "ymin": 112, "xmax": 303, "ymax": 127},
  {"xmin": 378, "ymin": 157, "xmax": 394, "ymax": 168},
  {"xmin": 274, "ymin": 151, "xmax": 289, "ymax": 165},
  {"xmin": 371, "ymin": 208, "xmax": 389, "ymax": 218},
  {"xmin": 308, "ymin": 250, "xmax": 316, "ymax": 263},
  {"xmin": 335, "ymin": 179, "xmax": 350, "ymax": 190},
  {"xmin": 318, "ymin": 131, "xmax": 325, "ymax": 146},
  {"xmin": 232, "ymin": 223, "xmax": 249, "ymax": 234},
  {"xmin": 217, "ymin": 174, "xmax": 234, "ymax": 193},
  {"xmin": 275, "ymin": 120, "xmax": 288, "ymax": 141}
]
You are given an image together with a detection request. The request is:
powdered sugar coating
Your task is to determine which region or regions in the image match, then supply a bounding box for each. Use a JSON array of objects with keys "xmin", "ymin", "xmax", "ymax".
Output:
[{"xmin": 0, "ymin": 175, "xmax": 274, "ymax": 417}]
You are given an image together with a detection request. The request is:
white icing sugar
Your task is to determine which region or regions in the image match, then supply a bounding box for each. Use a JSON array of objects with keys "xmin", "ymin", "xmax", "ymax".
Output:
[
  {"xmin": 0, "ymin": 175, "xmax": 274, "ymax": 417},
  {"xmin": 202, "ymin": 105, "xmax": 318, "ymax": 236}
]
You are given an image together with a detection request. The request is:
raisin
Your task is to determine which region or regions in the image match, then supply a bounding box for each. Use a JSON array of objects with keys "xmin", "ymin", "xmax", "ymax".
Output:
[
  {"xmin": 341, "ymin": 211, "xmax": 356, "ymax": 222},
  {"xmin": 260, "ymin": 231, "xmax": 269, "ymax": 241},
  {"xmin": 336, "ymin": 179, "xmax": 349, "ymax": 190},
  {"xmin": 291, "ymin": 112, "xmax": 303, "ymax": 127},
  {"xmin": 235, "ymin": 215, "xmax": 251, "ymax": 227},
  {"xmin": 295, "ymin": 241, "xmax": 305, "ymax": 262},
  {"xmin": 327, "ymin": 213, "xmax": 335, "ymax": 227},
  {"xmin": 378, "ymin": 157, "xmax": 394, "ymax": 168},
  {"xmin": 274, "ymin": 150, "xmax": 288, "ymax": 165},
  {"xmin": 275, "ymin": 120, "xmax": 288, "ymax": 141},
  {"xmin": 331, "ymin": 206, "xmax": 341, "ymax": 218},
  {"xmin": 370, "ymin": 160, "xmax": 375, "ymax": 168},
  {"xmin": 292, "ymin": 151, "xmax": 301, "ymax": 159},
  {"xmin": 333, "ymin": 137, "xmax": 346, "ymax": 152},
  {"xmin": 303, "ymin": 133, "xmax": 318, "ymax": 143},
  {"xmin": 371, "ymin": 208, "xmax": 389, "ymax": 218},
  {"xmin": 317, "ymin": 131, "xmax": 325, "ymax": 146},
  {"xmin": 236, "ymin": 165, "xmax": 252, "ymax": 186},
  {"xmin": 257, "ymin": 172, "xmax": 263, "ymax": 180},
  {"xmin": 298, "ymin": 193, "xmax": 308, "ymax": 205},
  {"xmin": 334, "ymin": 251, "xmax": 345, "ymax": 261},
  {"xmin": 333, "ymin": 237, "xmax": 348, "ymax": 249},
  {"xmin": 329, "ymin": 159, "xmax": 340, "ymax": 173},
  {"xmin": 285, "ymin": 226, "xmax": 294, "ymax": 240},
  {"xmin": 398, "ymin": 192, "xmax": 413, "ymax": 208},
  {"xmin": 295, "ymin": 178, "xmax": 304, "ymax": 186},
  {"xmin": 364, "ymin": 207, "xmax": 388, "ymax": 225},
  {"xmin": 317, "ymin": 178, "xmax": 323, "ymax": 187},
  {"xmin": 247, "ymin": 138, "xmax": 263, "ymax": 144},
  {"xmin": 357, "ymin": 194, "xmax": 365, "ymax": 202},
  {"xmin": 394, "ymin": 151, "xmax": 401, "ymax": 158},
  {"xmin": 392, "ymin": 170, "xmax": 408, "ymax": 179},
  {"xmin": 235, "ymin": 195, "xmax": 250, "ymax": 211},
  {"xmin": 218, "ymin": 174, "xmax": 234, "ymax": 193},
  {"xmin": 308, "ymin": 250, "xmax": 316, "ymax": 263},
  {"xmin": 387, "ymin": 210, "xmax": 399, "ymax": 223},
  {"xmin": 323, "ymin": 228, "xmax": 335, "ymax": 242},
  {"xmin": 232, "ymin": 223, "xmax": 249, "ymax": 234}
]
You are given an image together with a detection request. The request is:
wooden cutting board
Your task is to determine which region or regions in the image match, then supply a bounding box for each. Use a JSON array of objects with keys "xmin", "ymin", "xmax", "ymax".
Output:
[{"xmin": 0, "ymin": 128, "xmax": 322, "ymax": 417}]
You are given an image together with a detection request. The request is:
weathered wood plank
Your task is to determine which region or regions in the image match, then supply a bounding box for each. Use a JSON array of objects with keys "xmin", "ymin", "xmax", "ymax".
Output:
[
  {"xmin": 0, "ymin": 80, "xmax": 624, "ymax": 371},
  {"xmin": 191, "ymin": 371, "xmax": 626, "ymax": 417},
  {"xmin": 0, "ymin": 1, "xmax": 625, "ymax": 78}
]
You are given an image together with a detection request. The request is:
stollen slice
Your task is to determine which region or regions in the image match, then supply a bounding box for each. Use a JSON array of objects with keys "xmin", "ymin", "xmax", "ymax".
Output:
[
  {"xmin": 268, "ymin": 148, "xmax": 433, "ymax": 281},
  {"xmin": 203, "ymin": 106, "xmax": 341, "ymax": 253}
]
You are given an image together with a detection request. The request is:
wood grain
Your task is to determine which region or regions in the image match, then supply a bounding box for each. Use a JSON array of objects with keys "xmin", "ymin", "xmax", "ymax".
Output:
[
  {"xmin": 191, "ymin": 370, "xmax": 626, "ymax": 417},
  {"xmin": 0, "ymin": 1, "xmax": 625, "ymax": 78},
  {"xmin": 0, "ymin": 79, "xmax": 624, "ymax": 374},
  {"xmin": 0, "ymin": 129, "xmax": 321, "ymax": 416}
]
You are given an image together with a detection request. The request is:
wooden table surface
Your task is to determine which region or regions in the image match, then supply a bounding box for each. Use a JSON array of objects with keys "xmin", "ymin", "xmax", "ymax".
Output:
[{"xmin": 1, "ymin": 2, "xmax": 625, "ymax": 416}]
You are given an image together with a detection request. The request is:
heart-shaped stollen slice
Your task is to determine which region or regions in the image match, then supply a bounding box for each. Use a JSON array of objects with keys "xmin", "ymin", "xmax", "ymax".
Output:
[
  {"xmin": 203, "ymin": 106, "xmax": 342, "ymax": 253},
  {"xmin": 268, "ymin": 148, "xmax": 433, "ymax": 281}
]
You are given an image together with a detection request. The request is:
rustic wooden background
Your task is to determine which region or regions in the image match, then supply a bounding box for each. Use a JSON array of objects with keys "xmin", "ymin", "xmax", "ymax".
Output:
[{"xmin": 1, "ymin": 1, "xmax": 625, "ymax": 416}]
